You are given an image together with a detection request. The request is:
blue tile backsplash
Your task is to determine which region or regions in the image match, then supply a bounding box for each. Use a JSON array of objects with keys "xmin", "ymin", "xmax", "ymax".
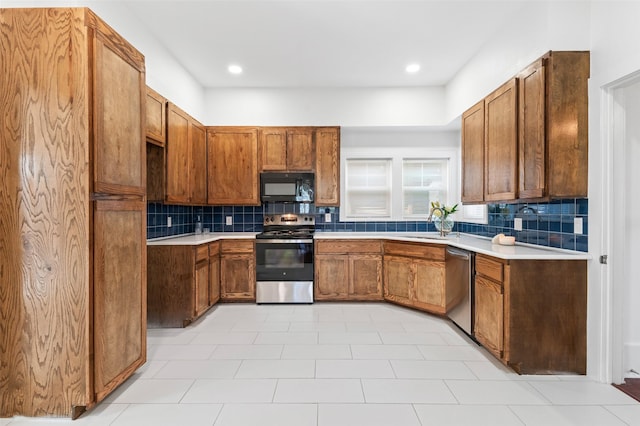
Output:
[{"xmin": 147, "ymin": 198, "xmax": 588, "ymax": 252}]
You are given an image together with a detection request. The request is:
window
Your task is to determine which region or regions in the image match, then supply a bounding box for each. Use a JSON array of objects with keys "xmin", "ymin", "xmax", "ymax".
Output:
[
  {"xmin": 340, "ymin": 146, "xmax": 460, "ymax": 222},
  {"xmin": 402, "ymin": 159, "xmax": 449, "ymax": 218},
  {"xmin": 344, "ymin": 159, "xmax": 392, "ymax": 218}
]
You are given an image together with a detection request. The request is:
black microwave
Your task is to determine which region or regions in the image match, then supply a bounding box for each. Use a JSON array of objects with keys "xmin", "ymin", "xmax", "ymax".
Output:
[{"xmin": 260, "ymin": 172, "xmax": 314, "ymax": 203}]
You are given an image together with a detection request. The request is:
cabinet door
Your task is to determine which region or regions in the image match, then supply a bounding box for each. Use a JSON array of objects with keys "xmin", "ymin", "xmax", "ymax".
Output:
[
  {"xmin": 207, "ymin": 127, "xmax": 259, "ymax": 205},
  {"xmin": 315, "ymin": 127, "xmax": 340, "ymax": 206},
  {"xmin": 146, "ymin": 87, "xmax": 166, "ymax": 146},
  {"xmin": 315, "ymin": 254, "xmax": 349, "ymax": 300},
  {"xmin": 461, "ymin": 100, "xmax": 485, "ymax": 203},
  {"xmin": 221, "ymin": 253, "xmax": 256, "ymax": 300},
  {"xmin": 383, "ymin": 255, "xmax": 413, "ymax": 306},
  {"xmin": 190, "ymin": 122, "xmax": 207, "ymax": 204},
  {"xmin": 209, "ymin": 243, "xmax": 221, "ymax": 305},
  {"xmin": 485, "ymin": 78, "xmax": 518, "ymax": 202},
  {"xmin": 93, "ymin": 200, "xmax": 146, "ymax": 402},
  {"xmin": 194, "ymin": 258, "xmax": 210, "ymax": 317},
  {"xmin": 349, "ymin": 254, "xmax": 383, "ymax": 300},
  {"xmin": 474, "ymin": 275, "xmax": 504, "ymax": 358},
  {"xmin": 287, "ymin": 128, "xmax": 314, "ymax": 170},
  {"xmin": 93, "ymin": 38, "xmax": 145, "ymax": 196},
  {"xmin": 413, "ymin": 259, "xmax": 446, "ymax": 314},
  {"xmin": 259, "ymin": 128, "xmax": 287, "ymax": 171},
  {"xmin": 166, "ymin": 103, "xmax": 191, "ymax": 204},
  {"xmin": 518, "ymin": 59, "xmax": 546, "ymax": 199}
]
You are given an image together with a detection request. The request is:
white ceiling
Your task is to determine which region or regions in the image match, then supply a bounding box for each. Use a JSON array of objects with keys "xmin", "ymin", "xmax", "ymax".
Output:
[{"xmin": 121, "ymin": 0, "xmax": 528, "ymax": 89}]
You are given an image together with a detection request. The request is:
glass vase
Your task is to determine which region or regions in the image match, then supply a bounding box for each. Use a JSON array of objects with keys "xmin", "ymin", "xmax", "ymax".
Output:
[{"xmin": 433, "ymin": 215, "xmax": 454, "ymax": 235}]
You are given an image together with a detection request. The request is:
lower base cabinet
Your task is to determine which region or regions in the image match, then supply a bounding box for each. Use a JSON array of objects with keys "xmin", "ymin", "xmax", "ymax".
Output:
[
  {"xmin": 147, "ymin": 244, "xmax": 218, "ymax": 327},
  {"xmin": 314, "ymin": 240, "xmax": 383, "ymax": 301},
  {"xmin": 474, "ymin": 254, "xmax": 587, "ymax": 374},
  {"xmin": 220, "ymin": 240, "xmax": 256, "ymax": 301},
  {"xmin": 383, "ymin": 241, "xmax": 447, "ymax": 314}
]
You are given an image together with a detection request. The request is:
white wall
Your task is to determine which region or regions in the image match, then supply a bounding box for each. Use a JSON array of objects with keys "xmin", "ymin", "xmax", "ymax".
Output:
[
  {"xmin": 202, "ymin": 87, "xmax": 446, "ymax": 127},
  {"xmin": 445, "ymin": 1, "xmax": 591, "ymax": 122}
]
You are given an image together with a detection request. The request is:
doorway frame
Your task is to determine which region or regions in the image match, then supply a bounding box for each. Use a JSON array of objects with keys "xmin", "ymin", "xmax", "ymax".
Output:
[{"xmin": 600, "ymin": 69, "xmax": 640, "ymax": 385}]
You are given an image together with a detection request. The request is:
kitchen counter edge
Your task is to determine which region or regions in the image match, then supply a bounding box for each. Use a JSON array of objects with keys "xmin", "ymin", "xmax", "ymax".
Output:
[{"xmin": 147, "ymin": 232, "xmax": 590, "ymax": 260}]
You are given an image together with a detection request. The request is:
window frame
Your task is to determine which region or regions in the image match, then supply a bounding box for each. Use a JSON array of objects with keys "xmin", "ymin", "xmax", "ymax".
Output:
[{"xmin": 340, "ymin": 146, "xmax": 462, "ymax": 222}]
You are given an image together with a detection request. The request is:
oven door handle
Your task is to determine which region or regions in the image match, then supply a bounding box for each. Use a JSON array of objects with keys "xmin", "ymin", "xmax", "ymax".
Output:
[{"xmin": 255, "ymin": 239, "xmax": 314, "ymax": 244}]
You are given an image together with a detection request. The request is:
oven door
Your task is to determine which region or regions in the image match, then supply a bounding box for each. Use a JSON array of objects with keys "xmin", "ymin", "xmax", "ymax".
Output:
[{"xmin": 255, "ymin": 239, "xmax": 314, "ymax": 281}]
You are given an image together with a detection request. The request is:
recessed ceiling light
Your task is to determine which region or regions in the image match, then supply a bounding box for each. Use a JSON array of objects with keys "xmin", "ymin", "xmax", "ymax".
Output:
[
  {"xmin": 228, "ymin": 64, "xmax": 243, "ymax": 75},
  {"xmin": 406, "ymin": 63, "xmax": 420, "ymax": 73}
]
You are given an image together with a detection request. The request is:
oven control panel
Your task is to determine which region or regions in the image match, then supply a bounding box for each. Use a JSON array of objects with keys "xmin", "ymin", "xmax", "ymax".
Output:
[{"xmin": 263, "ymin": 213, "xmax": 315, "ymax": 226}]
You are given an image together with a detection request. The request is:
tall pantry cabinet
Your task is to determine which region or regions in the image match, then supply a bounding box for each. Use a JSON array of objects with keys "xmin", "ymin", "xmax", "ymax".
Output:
[{"xmin": 0, "ymin": 8, "xmax": 146, "ymax": 418}]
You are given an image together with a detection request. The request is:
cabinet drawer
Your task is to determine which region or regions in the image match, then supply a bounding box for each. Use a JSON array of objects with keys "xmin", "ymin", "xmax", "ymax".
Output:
[
  {"xmin": 221, "ymin": 240, "xmax": 254, "ymax": 254},
  {"xmin": 195, "ymin": 245, "xmax": 209, "ymax": 262},
  {"xmin": 316, "ymin": 239, "xmax": 382, "ymax": 254},
  {"xmin": 209, "ymin": 241, "xmax": 220, "ymax": 256},
  {"xmin": 384, "ymin": 241, "xmax": 445, "ymax": 261},
  {"xmin": 476, "ymin": 255, "xmax": 504, "ymax": 282}
]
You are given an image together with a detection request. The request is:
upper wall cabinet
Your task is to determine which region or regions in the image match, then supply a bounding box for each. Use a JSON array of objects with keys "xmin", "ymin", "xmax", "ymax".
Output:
[
  {"xmin": 461, "ymin": 100, "xmax": 485, "ymax": 203},
  {"xmin": 315, "ymin": 127, "xmax": 341, "ymax": 206},
  {"xmin": 518, "ymin": 51, "xmax": 590, "ymax": 200},
  {"xmin": 207, "ymin": 127, "xmax": 260, "ymax": 205},
  {"xmin": 461, "ymin": 51, "xmax": 590, "ymax": 204},
  {"xmin": 484, "ymin": 78, "xmax": 518, "ymax": 202},
  {"xmin": 145, "ymin": 87, "xmax": 167, "ymax": 146},
  {"xmin": 165, "ymin": 102, "xmax": 207, "ymax": 205},
  {"xmin": 259, "ymin": 127, "xmax": 314, "ymax": 171}
]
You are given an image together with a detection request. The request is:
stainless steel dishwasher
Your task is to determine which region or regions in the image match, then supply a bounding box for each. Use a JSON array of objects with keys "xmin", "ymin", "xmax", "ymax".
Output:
[{"xmin": 445, "ymin": 247, "xmax": 474, "ymax": 335}]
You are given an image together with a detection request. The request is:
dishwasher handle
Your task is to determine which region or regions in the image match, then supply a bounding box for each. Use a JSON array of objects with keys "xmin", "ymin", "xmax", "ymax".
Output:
[{"xmin": 446, "ymin": 247, "xmax": 470, "ymax": 260}]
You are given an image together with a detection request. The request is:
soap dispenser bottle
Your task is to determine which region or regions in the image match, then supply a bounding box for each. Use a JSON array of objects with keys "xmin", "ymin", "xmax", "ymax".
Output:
[{"xmin": 195, "ymin": 215, "xmax": 203, "ymax": 235}]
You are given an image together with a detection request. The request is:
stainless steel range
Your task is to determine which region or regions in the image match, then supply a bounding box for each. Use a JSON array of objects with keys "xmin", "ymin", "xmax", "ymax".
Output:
[{"xmin": 255, "ymin": 213, "xmax": 315, "ymax": 304}]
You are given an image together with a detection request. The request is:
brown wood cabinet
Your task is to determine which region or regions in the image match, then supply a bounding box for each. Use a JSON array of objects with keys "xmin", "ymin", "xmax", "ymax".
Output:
[
  {"xmin": 147, "ymin": 243, "xmax": 219, "ymax": 328},
  {"xmin": 0, "ymin": 8, "xmax": 146, "ymax": 417},
  {"xmin": 315, "ymin": 240, "xmax": 383, "ymax": 301},
  {"xmin": 146, "ymin": 86, "xmax": 167, "ymax": 146},
  {"xmin": 461, "ymin": 100, "xmax": 485, "ymax": 203},
  {"xmin": 166, "ymin": 102, "xmax": 207, "ymax": 205},
  {"xmin": 461, "ymin": 51, "xmax": 589, "ymax": 204},
  {"xmin": 484, "ymin": 78, "xmax": 518, "ymax": 202},
  {"xmin": 518, "ymin": 51, "xmax": 590, "ymax": 200},
  {"xmin": 209, "ymin": 242, "xmax": 221, "ymax": 305},
  {"xmin": 207, "ymin": 127, "xmax": 260, "ymax": 205},
  {"xmin": 383, "ymin": 241, "xmax": 447, "ymax": 314},
  {"xmin": 315, "ymin": 127, "xmax": 341, "ymax": 206},
  {"xmin": 220, "ymin": 240, "xmax": 256, "ymax": 301},
  {"xmin": 473, "ymin": 253, "xmax": 587, "ymax": 374},
  {"xmin": 259, "ymin": 127, "xmax": 314, "ymax": 171}
]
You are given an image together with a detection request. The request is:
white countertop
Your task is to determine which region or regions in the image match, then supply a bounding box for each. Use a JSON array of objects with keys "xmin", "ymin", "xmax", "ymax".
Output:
[
  {"xmin": 147, "ymin": 232, "xmax": 257, "ymax": 245},
  {"xmin": 147, "ymin": 231, "xmax": 590, "ymax": 260}
]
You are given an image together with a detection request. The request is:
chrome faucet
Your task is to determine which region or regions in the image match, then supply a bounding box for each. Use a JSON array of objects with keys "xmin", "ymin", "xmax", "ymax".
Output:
[{"xmin": 427, "ymin": 206, "xmax": 447, "ymax": 237}]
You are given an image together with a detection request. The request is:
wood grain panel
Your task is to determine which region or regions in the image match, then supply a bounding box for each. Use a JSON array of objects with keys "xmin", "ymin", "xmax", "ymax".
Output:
[
  {"xmin": 383, "ymin": 256, "xmax": 413, "ymax": 303},
  {"xmin": 413, "ymin": 259, "xmax": 446, "ymax": 314},
  {"xmin": 221, "ymin": 240, "xmax": 254, "ymax": 254},
  {"xmin": 93, "ymin": 200, "xmax": 146, "ymax": 402},
  {"xmin": 475, "ymin": 254, "xmax": 504, "ymax": 282},
  {"xmin": 259, "ymin": 128, "xmax": 287, "ymax": 171},
  {"xmin": 484, "ymin": 78, "xmax": 518, "ymax": 201},
  {"xmin": 147, "ymin": 246, "xmax": 193, "ymax": 328},
  {"xmin": 349, "ymin": 255, "xmax": 383, "ymax": 300},
  {"xmin": 0, "ymin": 8, "xmax": 91, "ymax": 417},
  {"xmin": 93, "ymin": 37, "xmax": 145, "ymax": 196},
  {"xmin": 315, "ymin": 127, "xmax": 340, "ymax": 206},
  {"xmin": 166, "ymin": 103, "xmax": 191, "ymax": 204},
  {"xmin": 474, "ymin": 275, "xmax": 504, "ymax": 358},
  {"xmin": 461, "ymin": 99, "xmax": 485, "ymax": 203},
  {"xmin": 314, "ymin": 255, "xmax": 349, "ymax": 300},
  {"xmin": 207, "ymin": 127, "xmax": 259, "ymax": 205},
  {"xmin": 145, "ymin": 87, "xmax": 166, "ymax": 145},
  {"xmin": 209, "ymin": 242, "xmax": 221, "ymax": 305},
  {"xmin": 220, "ymin": 253, "xmax": 256, "ymax": 300},
  {"xmin": 315, "ymin": 239, "xmax": 382, "ymax": 254},
  {"xmin": 190, "ymin": 121, "xmax": 207, "ymax": 204},
  {"xmin": 287, "ymin": 128, "xmax": 314, "ymax": 171},
  {"xmin": 383, "ymin": 241, "xmax": 445, "ymax": 261},
  {"xmin": 146, "ymin": 143, "xmax": 165, "ymax": 202}
]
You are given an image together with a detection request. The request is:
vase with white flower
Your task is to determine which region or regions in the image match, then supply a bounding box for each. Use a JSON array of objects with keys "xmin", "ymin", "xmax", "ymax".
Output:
[{"xmin": 427, "ymin": 201, "xmax": 458, "ymax": 236}]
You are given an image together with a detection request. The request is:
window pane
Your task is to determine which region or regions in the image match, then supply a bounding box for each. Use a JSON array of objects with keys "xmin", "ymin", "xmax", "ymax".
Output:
[
  {"xmin": 345, "ymin": 159, "xmax": 391, "ymax": 218},
  {"xmin": 402, "ymin": 159, "xmax": 449, "ymax": 218}
]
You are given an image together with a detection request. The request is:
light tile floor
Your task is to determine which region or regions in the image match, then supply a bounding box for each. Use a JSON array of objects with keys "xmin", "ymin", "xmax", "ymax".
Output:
[{"xmin": 4, "ymin": 303, "xmax": 640, "ymax": 426}]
